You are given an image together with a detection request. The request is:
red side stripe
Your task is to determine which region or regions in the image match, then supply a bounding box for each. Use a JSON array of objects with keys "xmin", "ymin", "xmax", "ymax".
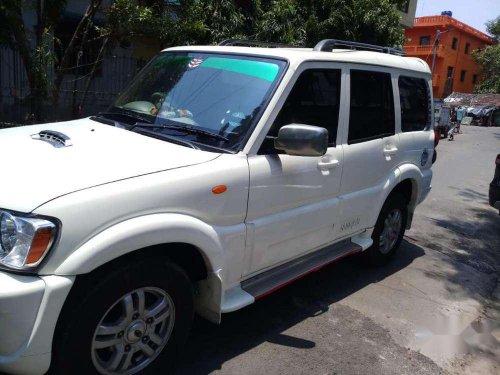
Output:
[{"xmin": 255, "ymin": 248, "xmax": 362, "ymax": 299}]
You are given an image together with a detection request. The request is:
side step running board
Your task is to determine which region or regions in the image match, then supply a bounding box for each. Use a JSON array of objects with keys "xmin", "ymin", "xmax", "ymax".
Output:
[{"xmin": 241, "ymin": 239, "xmax": 362, "ymax": 299}]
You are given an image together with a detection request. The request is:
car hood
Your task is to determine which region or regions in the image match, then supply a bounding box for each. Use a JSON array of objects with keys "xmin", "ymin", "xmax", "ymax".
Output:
[{"xmin": 0, "ymin": 118, "xmax": 221, "ymax": 212}]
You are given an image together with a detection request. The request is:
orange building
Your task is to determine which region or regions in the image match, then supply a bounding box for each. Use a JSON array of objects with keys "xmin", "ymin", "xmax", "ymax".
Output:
[{"xmin": 404, "ymin": 15, "xmax": 494, "ymax": 99}]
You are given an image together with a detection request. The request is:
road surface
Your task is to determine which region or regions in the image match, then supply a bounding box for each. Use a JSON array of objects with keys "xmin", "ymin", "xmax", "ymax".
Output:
[{"xmin": 176, "ymin": 125, "xmax": 500, "ymax": 375}]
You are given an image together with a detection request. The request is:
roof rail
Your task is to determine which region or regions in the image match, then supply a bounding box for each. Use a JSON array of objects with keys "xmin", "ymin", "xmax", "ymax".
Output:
[
  {"xmin": 313, "ymin": 39, "xmax": 405, "ymax": 56},
  {"xmin": 219, "ymin": 39, "xmax": 294, "ymax": 48}
]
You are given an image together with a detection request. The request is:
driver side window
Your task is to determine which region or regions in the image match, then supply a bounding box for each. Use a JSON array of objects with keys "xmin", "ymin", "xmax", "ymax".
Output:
[{"xmin": 259, "ymin": 69, "xmax": 341, "ymax": 154}]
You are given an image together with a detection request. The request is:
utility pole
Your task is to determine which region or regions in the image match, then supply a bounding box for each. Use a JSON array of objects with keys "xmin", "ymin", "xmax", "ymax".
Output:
[
  {"xmin": 431, "ymin": 30, "xmax": 441, "ymax": 74},
  {"xmin": 431, "ymin": 28, "xmax": 454, "ymax": 74}
]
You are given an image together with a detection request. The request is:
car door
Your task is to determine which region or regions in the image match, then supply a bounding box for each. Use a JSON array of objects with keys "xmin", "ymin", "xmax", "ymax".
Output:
[
  {"xmin": 336, "ymin": 68, "xmax": 400, "ymax": 237},
  {"xmin": 243, "ymin": 64, "xmax": 346, "ymax": 276}
]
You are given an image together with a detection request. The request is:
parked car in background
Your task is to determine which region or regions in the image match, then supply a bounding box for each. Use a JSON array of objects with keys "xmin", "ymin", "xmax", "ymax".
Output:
[
  {"xmin": 0, "ymin": 39, "xmax": 435, "ymax": 375},
  {"xmin": 434, "ymin": 104, "xmax": 451, "ymax": 138},
  {"xmin": 489, "ymin": 154, "xmax": 500, "ymax": 215}
]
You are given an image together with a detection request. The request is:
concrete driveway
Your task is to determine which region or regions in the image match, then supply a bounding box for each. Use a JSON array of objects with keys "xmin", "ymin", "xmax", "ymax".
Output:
[{"xmin": 176, "ymin": 126, "xmax": 500, "ymax": 375}]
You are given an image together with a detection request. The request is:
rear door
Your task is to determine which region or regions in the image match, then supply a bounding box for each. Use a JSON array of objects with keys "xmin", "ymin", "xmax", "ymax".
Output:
[
  {"xmin": 336, "ymin": 68, "xmax": 400, "ymax": 237},
  {"xmin": 397, "ymin": 74, "xmax": 434, "ymax": 168},
  {"xmin": 244, "ymin": 63, "xmax": 346, "ymax": 276}
]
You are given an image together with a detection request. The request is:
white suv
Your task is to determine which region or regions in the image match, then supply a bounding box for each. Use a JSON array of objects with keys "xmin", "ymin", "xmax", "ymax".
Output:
[{"xmin": 0, "ymin": 39, "xmax": 434, "ymax": 375}]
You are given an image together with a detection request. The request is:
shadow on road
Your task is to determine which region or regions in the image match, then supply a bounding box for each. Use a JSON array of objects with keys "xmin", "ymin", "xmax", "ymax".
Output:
[
  {"xmin": 417, "ymin": 186, "xmax": 500, "ymax": 303},
  {"xmin": 175, "ymin": 240, "xmax": 426, "ymax": 374}
]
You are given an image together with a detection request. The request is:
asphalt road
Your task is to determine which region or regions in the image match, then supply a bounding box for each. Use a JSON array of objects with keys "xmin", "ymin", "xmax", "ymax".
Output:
[{"xmin": 175, "ymin": 126, "xmax": 500, "ymax": 375}]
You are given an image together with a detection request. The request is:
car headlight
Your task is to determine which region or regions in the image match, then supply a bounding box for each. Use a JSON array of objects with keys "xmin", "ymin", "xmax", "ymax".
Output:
[{"xmin": 0, "ymin": 210, "xmax": 57, "ymax": 270}]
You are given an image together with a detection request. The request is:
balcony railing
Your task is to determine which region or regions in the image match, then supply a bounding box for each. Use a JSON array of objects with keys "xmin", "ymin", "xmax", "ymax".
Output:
[
  {"xmin": 404, "ymin": 44, "xmax": 445, "ymax": 56},
  {"xmin": 414, "ymin": 16, "xmax": 494, "ymax": 43}
]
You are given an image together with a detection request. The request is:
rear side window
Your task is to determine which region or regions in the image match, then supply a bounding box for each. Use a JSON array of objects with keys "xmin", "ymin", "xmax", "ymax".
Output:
[
  {"xmin": 398, "ymin": 76, "xmax": 431, "ymax": 132},
  {"xmin": 348, "ymin": 70, "xmax": 395, "ymax": 144}
]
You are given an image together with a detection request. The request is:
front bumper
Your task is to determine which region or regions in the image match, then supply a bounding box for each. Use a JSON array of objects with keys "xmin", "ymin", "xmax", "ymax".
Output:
[{"xmin": 0, "ymin": 272, "xmax": 74, "ymax": 375}]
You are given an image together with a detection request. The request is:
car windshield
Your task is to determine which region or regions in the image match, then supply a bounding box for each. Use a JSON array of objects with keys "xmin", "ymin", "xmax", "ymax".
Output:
[{"xmin": 109, "ymin": 52, "xmax": 286, "ymax": 151}]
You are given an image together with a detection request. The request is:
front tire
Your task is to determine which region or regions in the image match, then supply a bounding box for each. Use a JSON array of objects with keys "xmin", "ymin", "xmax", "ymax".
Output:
[
  {"xmin": 51, "ymin": 258, "xmax": 194, "ymax": 375},
  {"xmin": 361, "ymin": 193, "xmax": 407, "ymax": 266}
]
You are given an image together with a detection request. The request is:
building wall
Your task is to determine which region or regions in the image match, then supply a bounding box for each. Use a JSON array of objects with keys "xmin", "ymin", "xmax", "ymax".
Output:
[
  {"xmin": 398, "ymin": 0, "xmax": 418, "ymax": 28},
  {"xmin": 404, "ymin": 16, "xmax": 494, "ymax": 98}
]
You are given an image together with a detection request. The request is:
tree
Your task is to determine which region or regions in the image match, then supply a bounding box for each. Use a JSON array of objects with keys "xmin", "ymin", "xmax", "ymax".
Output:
[
  {"xmin": 473, "ymin": 16, "xmax": 500, "ymax": 94},
  {"xmin": 1, "ymin": 0, "xmax": 201, "ymax": 121},
  {"xmin": 0, "ymin": 0, "xmax": 65, "ymax": 121},
  {"xmin": 301, "ymin": 0, "xmax": 405, "ymax": 47},
  {"xmin": 254, "ymin": 0, "xmax": 306, "ymax": 46},
  {"xmin": 1, "ymin": 0, "xmax": 407, "ymax": 123}
]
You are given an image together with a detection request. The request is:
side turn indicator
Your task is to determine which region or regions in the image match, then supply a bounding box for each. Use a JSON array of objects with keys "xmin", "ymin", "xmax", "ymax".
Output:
[{"xmin": 212, "ymin": 185, "xmax": 227, "ymax": 194}]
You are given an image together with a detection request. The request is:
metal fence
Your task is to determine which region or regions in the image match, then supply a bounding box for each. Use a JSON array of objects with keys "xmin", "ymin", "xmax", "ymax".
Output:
[{"xmin": 0, "ymin": 45, "xmax": 145, "ymax": 127}]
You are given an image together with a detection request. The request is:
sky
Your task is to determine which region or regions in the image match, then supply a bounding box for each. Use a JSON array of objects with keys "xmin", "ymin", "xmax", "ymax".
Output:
[{"xmin": 415, "ymin": 0, "xmax": 500, "ymax": 35}]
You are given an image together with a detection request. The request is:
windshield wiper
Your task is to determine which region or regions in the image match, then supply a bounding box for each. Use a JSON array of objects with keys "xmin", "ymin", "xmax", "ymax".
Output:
[
  {"xmin": 133, "ymin": 128, "xmax": 198, "ymax": 149},
  {"xmin": 131, "ymin": 122, "xmax": 229, "ymax": 142},
  {"xmin": 97, "ymin": 111, "xmax": 153, "ymax": 125}
]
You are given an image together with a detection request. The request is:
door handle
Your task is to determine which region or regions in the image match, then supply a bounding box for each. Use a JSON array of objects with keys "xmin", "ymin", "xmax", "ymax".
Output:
[
  {"xmin": 383, "ymin": 147, "xmax": 398, "ymax": 156},
  {"xmin": 317, "ymin": 159, "xmax": 340, "ymax": 170}
]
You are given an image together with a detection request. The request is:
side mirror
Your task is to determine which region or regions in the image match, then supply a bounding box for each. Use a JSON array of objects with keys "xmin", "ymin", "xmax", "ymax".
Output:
[{"xmin": 274, "ymin": 124, "xmax": 328, "ymax": 156}]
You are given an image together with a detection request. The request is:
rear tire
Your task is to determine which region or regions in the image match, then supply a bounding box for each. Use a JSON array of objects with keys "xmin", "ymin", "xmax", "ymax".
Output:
[
  {"xmin": 361, "ymin": 193, "xmax": 407, "ymax": 266},
  {"xmin": 51, "ymin": 258, "xmax": 194, "ymax": 375}
]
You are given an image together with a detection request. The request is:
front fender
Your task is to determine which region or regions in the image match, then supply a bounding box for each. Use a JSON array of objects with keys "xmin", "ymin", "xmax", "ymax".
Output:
[{"xmin": 53, "ymin": 213, "xmax": 238, "ymax": 275}]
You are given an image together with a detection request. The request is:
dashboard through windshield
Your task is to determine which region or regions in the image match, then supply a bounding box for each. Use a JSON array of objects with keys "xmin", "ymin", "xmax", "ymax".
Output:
[{"xmin": 109, "ymin": 52, "xmax": 287, "ymax": 151}]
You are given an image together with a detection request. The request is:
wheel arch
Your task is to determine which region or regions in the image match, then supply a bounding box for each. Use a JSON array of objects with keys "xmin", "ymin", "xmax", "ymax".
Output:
[
  {"xmin": 52, "ymin": 214, "xmax": 243, "ymax": 324},
  {"xmin": 385, "ymin": 167, "xmax": 421, "ymax": 229},
  {"xmin": 52, "ymin": 213, "xmax": 232, "ymax": 276}
]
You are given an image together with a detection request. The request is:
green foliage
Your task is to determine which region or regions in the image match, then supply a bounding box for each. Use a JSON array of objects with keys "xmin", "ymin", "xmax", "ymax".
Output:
[
  {"xmin": 195, "ymin": 0, "xmax": 246, "ymax": 43},
  {"xmin": 1, "ymin": 0, "xmax": 407, "ymax": 121},
  {"xmin": 103, "ymin": 0, "xmax": 157, "ymax": 43},
  {"xmin": 473, "ymin": 17, "xmax": 500, "ymax": 94},
  {"xmin": 31, "ymin": 28, "xmax": 58, "ymax": 91},
  {"xmin": 255, "ymin": 0, "xmax": 306, "ymax": 45},
  {"xmin": 486, "ymin": 16, "xmax": 500, "ymax": 41},
  {"xmin": 300, "ymin": 0, "xmax": 405, "ymax": 47}
]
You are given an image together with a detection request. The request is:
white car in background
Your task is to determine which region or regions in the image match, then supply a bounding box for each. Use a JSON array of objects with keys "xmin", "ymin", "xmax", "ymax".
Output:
[{"xmin": 0, "ymin": 39, "xmax": 435, "ymax": 375}]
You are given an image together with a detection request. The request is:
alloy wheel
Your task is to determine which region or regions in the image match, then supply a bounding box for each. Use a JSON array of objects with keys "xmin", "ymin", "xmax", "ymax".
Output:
[{"xmin": 91, "ymin": 287, "xmax": 175, "ymax": 375}]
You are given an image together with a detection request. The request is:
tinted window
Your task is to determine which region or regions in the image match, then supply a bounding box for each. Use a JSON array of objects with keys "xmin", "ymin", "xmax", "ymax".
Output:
[
  {"xmin": 399, "ymin": 76, "xmax": 431, "ymax": 132},
  {"xmin": 348, "ymin": 70, "xmax": 395, "ymax": 144},
  {"xmin": 267, "ymin": 69, "xmax": 341, "ymax": 146}
]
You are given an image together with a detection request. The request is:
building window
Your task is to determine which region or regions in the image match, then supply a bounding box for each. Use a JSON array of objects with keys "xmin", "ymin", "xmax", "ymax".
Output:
[
  {"xmin": 419, "ymin": 36, "xmax": 431, "ymax": 46},
  {"xmin": 460, "ymin": 70, "xmax": 467, "ymax": 82},
  {"xmin": 473, "ymin": 74, "xmax": 478, "ymax": 84},
  {"xmin": 398, "ymin": 0, "xmax": 410, "ymax": 13},
  {"xmin": 465, "ymin": 42, "xmax": 470, "ymax": 54},
  {"xmin": 447, "ymin": 66, "xmax": 454, "ymax": 78},
  {"xmin": 452, "ymin": 37, "xmax": 458, "ymax": 50}
]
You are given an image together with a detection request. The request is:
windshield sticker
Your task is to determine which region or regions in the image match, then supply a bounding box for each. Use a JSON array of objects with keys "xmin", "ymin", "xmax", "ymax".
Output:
[
  {"xmin": 200, "ymin": 57, "xmax": 279, "ymax": 82},
  {"xmin": 188, "ymin": 58, "xmax": 203, "ymax": 69}
]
